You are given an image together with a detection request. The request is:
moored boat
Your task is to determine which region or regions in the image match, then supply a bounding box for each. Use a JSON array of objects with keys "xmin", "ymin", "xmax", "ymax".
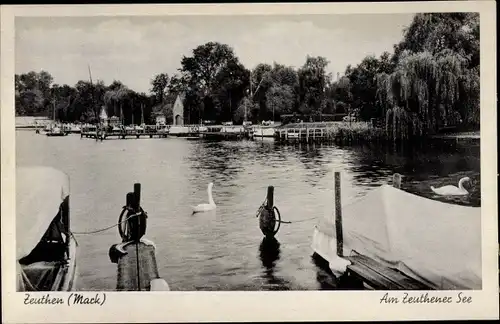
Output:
[
  {"xmin": 312, "ymin": 178, "xmax": 481, "ymax": 290},
  {"xmin": 17, "ymin": 167, "xmax": 77, "ymax": 291},
  {"xmin": 69, "ymin": 124, "xmax": 82, "ymax": 134},
  {"xmin": 253, "ymin": 125, "xmax": 276, "ymax": 138},
  {"xmin": 46, "ymin": 126, "xmax": 68, "ymax": 137}
]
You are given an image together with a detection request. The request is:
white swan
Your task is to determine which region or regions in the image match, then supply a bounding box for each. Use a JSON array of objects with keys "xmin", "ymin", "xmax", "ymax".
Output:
[
  {"xmin": 192, "ymin": 182, "xmax": 216, "ymax": 213},
  {"xmin": 431, "ymin": 177, "xmax": 471, "ymax": 196}
]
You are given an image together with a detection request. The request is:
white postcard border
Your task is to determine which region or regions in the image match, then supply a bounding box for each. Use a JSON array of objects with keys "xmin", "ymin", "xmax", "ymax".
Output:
[{"xmin": 1, "ymin": 2, "xmax": 498, "ymax": 322}]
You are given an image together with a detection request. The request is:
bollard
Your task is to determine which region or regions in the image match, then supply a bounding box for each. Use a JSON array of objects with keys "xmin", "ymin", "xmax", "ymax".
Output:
[
  {"xmin": 125, "ymin": 192, "xmax": 135, "ymax": 242},
  {"xmin": 133, "ymin": 183, "xmax": 141, "ymax": 209},
  {"xmin": 392, "ymin": 173, "xmax": 402, "ymax": 189},
  {"xmin": 259, "ymin": 186, "xmax": 277, "ymax": 237},
  {"xmin": 130, "ymin": 183, "xmax": 146, "ymax": 242}
]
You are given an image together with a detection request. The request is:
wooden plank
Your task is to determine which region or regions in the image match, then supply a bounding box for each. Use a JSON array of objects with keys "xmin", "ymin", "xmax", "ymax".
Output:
[
  {"xmin": 116, "ymin": 242, "xmax": 161, "ymax": 291},
  {"xmin": 346, "ymin": 262, "xmax": 402, "ymax": 290},
  {"xmin": 353, "ymin": 255, "xmax": 431, "ymax": 290},
  {"xmin": 346, "ymin": 255, "xmax": 432, "ymax": 290}
]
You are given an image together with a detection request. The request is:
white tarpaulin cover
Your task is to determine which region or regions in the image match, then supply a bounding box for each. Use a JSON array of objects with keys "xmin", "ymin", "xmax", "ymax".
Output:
[
  {"xmin": 16, "ymin": 166, "xmax": 70, "ymax": 261},
  {"xmin": 313, "ymin": 184, "xmax": 481, "ymax": 290}
]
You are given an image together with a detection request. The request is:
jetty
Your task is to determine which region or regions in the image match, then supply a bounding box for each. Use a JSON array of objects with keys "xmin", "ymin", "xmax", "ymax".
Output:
[
  {"xmin": 275, "ymin": 127, "xmax": 327, "ymax": 143},
  {"xmin": 274, "ymin": 121, "xmax": 374, "ymax": 143},
  {"xmin": 80, "ymin": 125, "xmax": 168, "ymax": 140},
  {"xmin": 80, "ymin": 124, "xmax": 255, "ymax": 141},
  {"xmin": 168, "ymin": 125, "xmax": 204, "ymax": 137},
  {"xmin": 199, "ymin": 125, "xmax": 254, "ymax": 140},
  {"xmin": 312, "ymin": 172, "xmax": 481, "ymax": 290}
]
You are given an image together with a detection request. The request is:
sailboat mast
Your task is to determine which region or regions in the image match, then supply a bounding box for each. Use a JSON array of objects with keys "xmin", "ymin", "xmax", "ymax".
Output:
[
  {"xmin": 87, "ymin": 64, "xmax": 96, "ymax": 123},
  {"xmin": 141, "ymin": 103, "xmax": 144, "ymax": 125}
]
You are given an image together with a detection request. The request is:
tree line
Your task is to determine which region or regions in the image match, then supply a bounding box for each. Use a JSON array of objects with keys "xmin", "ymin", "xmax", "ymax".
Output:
[{"xmin": 16, "ymin": 13, "xmax": 479, "ymax": 139}]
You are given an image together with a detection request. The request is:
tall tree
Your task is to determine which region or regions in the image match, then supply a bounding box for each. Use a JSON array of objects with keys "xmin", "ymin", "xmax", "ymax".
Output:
[
  {"xmin": 377, "ymin": 12, "xmax": 480, "ymax": 140},
  {"xmin": 150, "ymin": 73, "xmax": 170, "ymax": 104},
  {"xmin": 265, "ymin": 84, "xmax": 295, "ymax": 120},
  {"xmin": 212, "ymin": 59, "xmax": 250, "ymax": 121},
  {"xmin": 179, "ymin": 42, "xmax": 241, "ymax": 122},
  {"xmin": 298, "ymin": 56, "xmax": 330, "ymax": 115},
  {"xmin": 345, "ymin": 51, "xmax": 394, "ymax": 121}
]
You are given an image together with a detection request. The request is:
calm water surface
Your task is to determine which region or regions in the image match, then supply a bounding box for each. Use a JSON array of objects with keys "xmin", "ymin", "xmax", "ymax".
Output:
[{"xmin": 16, "ymin": 130, "xmax": 480, "ymax": 291}]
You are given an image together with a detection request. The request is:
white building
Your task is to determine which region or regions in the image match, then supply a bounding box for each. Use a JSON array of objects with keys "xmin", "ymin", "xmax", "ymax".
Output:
[{"xmin": 172, "ymin": 93, "xmax": 185, "ymax": 126}]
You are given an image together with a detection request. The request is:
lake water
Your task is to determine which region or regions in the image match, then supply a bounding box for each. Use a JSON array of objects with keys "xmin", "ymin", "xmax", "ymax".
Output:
[{"xmin": 15, "ymin": 130, "xmax": 481, "ymax": 291}]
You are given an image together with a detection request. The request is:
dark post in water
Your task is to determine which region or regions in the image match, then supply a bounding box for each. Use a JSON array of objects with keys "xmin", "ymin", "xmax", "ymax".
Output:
[
  {"xmin": 393, "ymin": 173, "xmax": 402, "ymax": 189},
  {"xmin": 125, "ymin": 192, "xmax": 135, "ymax": 242},
  {"xmin": 133, "ymin": 183, "xmax": 141, "ymax": 210},
  {"xmin": 131, "ymin": 183, "xmax": 145, "ymax": 242},
  {"xmin": 334, "ymin": 172, "xmax": 343, "ymax": 257},
  {"xmin": 266, "ymin": 186, "xmax": 274, "ymax": 210},
  {"xmin": 259, "ymin": 186, "xmax": 276, "ymax": 237}
]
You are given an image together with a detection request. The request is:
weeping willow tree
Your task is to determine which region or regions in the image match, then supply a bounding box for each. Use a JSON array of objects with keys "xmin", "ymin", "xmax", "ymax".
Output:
[
  {"xmin": 103, "ymin": 85, "xmax": 131, "ymax": 122},
  {"xmin": 376, "ymin": 49, "xmax": 479, "ymax": 141}
]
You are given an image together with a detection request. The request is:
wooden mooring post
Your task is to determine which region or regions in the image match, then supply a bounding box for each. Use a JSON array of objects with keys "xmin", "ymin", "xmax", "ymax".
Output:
[
  {"xmin": 259, "ymin": 186, "xmax": 277, "ymax": 237},
  {"xmin": 334, "ymin": 172, "xmax": 343, "ymax": 257},
  {"xmin": 392, "ymin": 173, "xmax": 402, "ymax": 189},
  {"xmin": 109, "ymin": 183, "xmax": 170, "ymax": 291}
]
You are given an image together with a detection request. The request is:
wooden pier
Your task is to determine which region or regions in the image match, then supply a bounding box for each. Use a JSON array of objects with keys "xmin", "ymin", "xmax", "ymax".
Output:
[
  {"xmin": 275, "ymin": 127, "xmax": 328, "ymax": 143},
  {"xmin": 81, "ymin": 130, "xmax": 168, "ymax": 140},
  {"xmin": 199, "ymin": 125, "xmax": 254, "ymax": 140}
]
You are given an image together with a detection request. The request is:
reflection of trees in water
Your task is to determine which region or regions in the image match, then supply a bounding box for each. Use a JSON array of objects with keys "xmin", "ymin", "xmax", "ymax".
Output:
[
  {"xmin": 188, "ymin": 138, "xmax": 480, "ymax": 206},
  {"xmin": 251, "ymin": 140, "xmax": 293, "ymax": 169},
  {"xmin": 258, "ymin": 237, "xmax": 291, "ymax": 290},
  {"xmin": 188, "ymin": 141, "xmax": 244, "ymax": 181},
  {"xmin": 288, "ymin": 142, "xmax": 331, "ymax": 187},
  {"xmin": 346, "ymin": 141, "xmax": 479, "ymax": 180},
  {"xmin": 344, "ymin": 140, "xmax": 481, "ymax": 206}
]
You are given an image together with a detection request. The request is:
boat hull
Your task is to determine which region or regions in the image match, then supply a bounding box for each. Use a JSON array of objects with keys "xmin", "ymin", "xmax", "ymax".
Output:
[
  {"xmin": 312, "ymin": 184, "xmax": 481, "ymax": 290},
  {"xmin": 53, "ymin": 234, "xmax": 77, "ymax": 291},
  {"xmin": 254, "ymin": 127, "xmax": 276, "ymax": 138}
]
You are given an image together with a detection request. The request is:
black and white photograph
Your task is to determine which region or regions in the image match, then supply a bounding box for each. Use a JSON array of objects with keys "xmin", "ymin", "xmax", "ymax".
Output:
[{"xmin": 1, "ymin": 1, "xmax": 498, "ymax": 322}]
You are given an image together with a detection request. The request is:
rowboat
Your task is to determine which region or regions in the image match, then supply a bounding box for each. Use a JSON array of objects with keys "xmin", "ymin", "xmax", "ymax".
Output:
[
  {"xmin": 17, "ymin": 167, "xmax": 77, "ymax": 291},
  {"xmin": 312, "ymin": 180, "xmax": 481, "ymax": 290}
]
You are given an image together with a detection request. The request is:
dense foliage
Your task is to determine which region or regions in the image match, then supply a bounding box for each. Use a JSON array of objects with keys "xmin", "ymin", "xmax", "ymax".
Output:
[{"xmin": 16, "ymin": 13, "xmax": 479, "ymax": 136}]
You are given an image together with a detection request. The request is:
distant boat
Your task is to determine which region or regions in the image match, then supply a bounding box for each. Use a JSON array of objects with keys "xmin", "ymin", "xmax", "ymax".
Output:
[
  {"xmin": 17, "ymin": 167, "xmax": 77, "ymax": 291},
  {"xmin": 68, "ymin": 124, "xmax": 81, "ymax": 134},
  {"xmin": 46, "ymin": 126, "xmax": 68, "ymax": 137},
  {"xmin": 254, "ymin": 125, "xmax": 276, "ymax": 138}
]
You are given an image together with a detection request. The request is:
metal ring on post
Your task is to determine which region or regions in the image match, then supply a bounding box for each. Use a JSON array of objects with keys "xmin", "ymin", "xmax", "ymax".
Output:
[{"xmin": 273, "ymin": 206, "xmax": 281, "ymax": 235}]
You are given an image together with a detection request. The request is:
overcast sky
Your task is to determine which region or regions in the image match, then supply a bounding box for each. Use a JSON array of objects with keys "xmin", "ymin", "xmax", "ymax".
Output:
[{"xmin": 15, "ymin": 14, "xmax": 414, "ymax": 93}]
